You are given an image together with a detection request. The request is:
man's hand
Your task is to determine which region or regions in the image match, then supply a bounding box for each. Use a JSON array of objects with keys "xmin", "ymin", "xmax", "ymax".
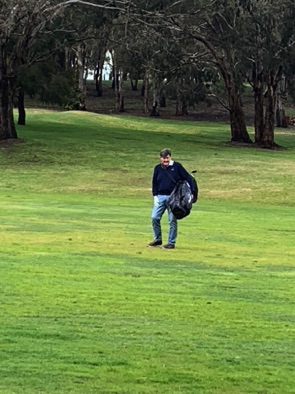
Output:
[{"xmin": 153, "ymin": 196, "xmax": 159, "ymax": 206}]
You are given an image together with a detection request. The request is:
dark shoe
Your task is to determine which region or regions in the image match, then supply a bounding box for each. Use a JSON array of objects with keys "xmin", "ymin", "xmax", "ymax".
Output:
[
  {"xmin": 162, "ymin": 243, "xmax": 175, "ymax": 249},
  {"xmin": 148, "ymin": 240, "xmax": 162, "ymax": 247}
]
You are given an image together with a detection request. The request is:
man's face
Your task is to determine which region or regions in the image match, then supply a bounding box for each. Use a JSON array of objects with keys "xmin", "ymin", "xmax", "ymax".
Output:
[{"xmin": 160, "ymin": 155, "xmax": 171, "ymax": 167}]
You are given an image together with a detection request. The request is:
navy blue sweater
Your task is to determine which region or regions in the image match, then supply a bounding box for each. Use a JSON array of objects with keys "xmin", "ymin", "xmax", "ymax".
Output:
[{"xmin": 152, "ymin": 161, "xmax": 195, "ymax": 196}]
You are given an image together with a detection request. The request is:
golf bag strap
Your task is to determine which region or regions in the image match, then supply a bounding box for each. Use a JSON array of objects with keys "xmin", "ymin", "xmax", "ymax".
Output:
[{"xmin": 165, "ymin": 168, "xmax": 178, "ymax": 184}]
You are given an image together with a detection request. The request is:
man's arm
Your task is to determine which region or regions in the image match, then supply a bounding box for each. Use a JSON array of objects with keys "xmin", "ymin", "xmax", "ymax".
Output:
[{"xmin": 152, "ymin": 166, "xmax": 158, "ymax": 196}]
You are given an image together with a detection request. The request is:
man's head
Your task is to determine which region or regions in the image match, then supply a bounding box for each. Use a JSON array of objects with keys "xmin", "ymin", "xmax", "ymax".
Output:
[{"xmin": 160, "ymin": 148, "xmax": 172, "ymax": 167}]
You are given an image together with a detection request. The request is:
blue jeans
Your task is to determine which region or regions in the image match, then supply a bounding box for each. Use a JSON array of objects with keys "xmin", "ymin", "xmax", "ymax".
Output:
[{"xmin": 151, "ymin": 195, "xmax": 177, "ymax": 245}]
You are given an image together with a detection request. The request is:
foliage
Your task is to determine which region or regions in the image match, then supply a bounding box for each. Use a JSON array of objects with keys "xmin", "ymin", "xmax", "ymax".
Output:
[{"xmin": 19, "ymin": 61, "xmax": 81, "ymax": 108}]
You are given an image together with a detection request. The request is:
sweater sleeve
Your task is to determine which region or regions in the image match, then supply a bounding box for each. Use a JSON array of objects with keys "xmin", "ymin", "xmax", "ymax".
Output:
[{"xmin": 152, "ymin": 166, "xmax": 158, "ymax": 195}]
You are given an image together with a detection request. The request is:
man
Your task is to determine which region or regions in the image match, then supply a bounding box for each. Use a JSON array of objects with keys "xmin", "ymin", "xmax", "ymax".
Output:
[{"xmin": 148, "ymin": 148, "xmax": 196, "ymax": 249}]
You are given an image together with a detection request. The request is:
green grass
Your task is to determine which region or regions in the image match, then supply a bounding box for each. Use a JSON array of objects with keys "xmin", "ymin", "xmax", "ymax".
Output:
[{"xmin": 0, "ymin": 110, "xmax": 295, "ymax": 393}]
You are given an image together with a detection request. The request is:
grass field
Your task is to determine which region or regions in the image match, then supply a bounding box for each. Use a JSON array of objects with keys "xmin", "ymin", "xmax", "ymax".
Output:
[{"xmin": 0, "ymin": 110, "xmax": 295, "ymax": 393}]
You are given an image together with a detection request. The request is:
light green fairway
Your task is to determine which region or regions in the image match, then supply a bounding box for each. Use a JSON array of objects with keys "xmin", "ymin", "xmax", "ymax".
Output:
[{"xmin": 0, "ymin": 110, "xmax": 294, "ymax": 393}]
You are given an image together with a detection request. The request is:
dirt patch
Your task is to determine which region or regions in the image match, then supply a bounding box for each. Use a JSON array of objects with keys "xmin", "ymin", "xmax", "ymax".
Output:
[{"xmin": 0, "ymin": 138, "xmax": 25, "ymax": 148}]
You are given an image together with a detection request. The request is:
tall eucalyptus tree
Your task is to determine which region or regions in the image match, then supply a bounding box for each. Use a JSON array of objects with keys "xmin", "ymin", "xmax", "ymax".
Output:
[
  {"xmin": 165, "ymin": 0, "xmax": 252, "ymax": 142},
  {"xmin": 240, "ymin": 0, "xmax": 295, "ymax": 147}
]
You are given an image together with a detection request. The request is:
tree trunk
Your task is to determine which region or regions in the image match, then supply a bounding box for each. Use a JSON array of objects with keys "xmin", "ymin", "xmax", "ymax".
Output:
[
  {"xmin": 0, "ymin": 49, "xmax": 17, "ymax": 139},
  {"xmin": 261, "ymin": 79, "xmax": 276, "ymax": 148},
  {"xmin": 276, "ymin": 76, "xmax": 287, "ymax": 128},
  {"xmin": 143, "ymin": 72, "xmax": 149, "ymax": 113},
  {"xmin": 112, "ymin": 54, "xmax": 119, "ymax": 111},
  {"xmin": 228, "ymin": 90, "xmax": 251, "ymax": 143},
  {"xmin": 95, "ymin": 47, "xmax": 107, "ymax": 97},
  {"xmin": 95, "ymin": 65, "xmax": 103, "ymax": 97},
  {"xmin": 130, "ymin": 79, "xmax": 138, "ymax": 91},
  {"xmin": 111, "ymin": 51, "xmax": 125, "ymax": 112},
  {"xmin": 150, "ymin": 101, "xmax": 159, "ymax": 116},
  {"xmin": 276, "ymin": 107, "xmax": 286, "ymax": 128},
  {"xmin": 175, "ymin": 99, "xmax": 180, "ymax": 116},
  {"xmin": 141, "ymin": 82, "xmax": 145, "ymax": 97},
  {"xmin": 114, "ymin": 76, "xmax": 120, "ymax": 111},
  {"xmin": 159, "ymin": 95, "xmax": 166, "ymax": 107},
  {"xmin": 0, "ymin": 91, "xmax": 17, "ymax": 140},
  {"xmin": 219, "ymin": 58, "xmax": 252, "ymax": 143},
  {"xmin": 64, "ymin": 47, "xmax": 72, "ymax": 71},
  {"xmin": 181, "ymin": 102, "xmax": 188, "ymax": 115},
  {"xmin": 118, "ymin": 69, "xmax": 125, "ymax": 112},
  {"xmin": 17, "ymin": 89, "xmax": 26, "ymax": 126},
  {"xmin": 151, "ymin": 79, "xmax": 166, "ymax": 115},
  {"xmin": 76, "ymin": 43, "xmax": 86, "ymax": 110},
  {"xmin": 251, "ymin": 62, "xmax": 265, "ymax": 143},
  {"xmin": 253, "ymin": 86, "xmax": 264, "ymax": 143},
  {"xmin": 150, "ymin": 89, "xmax": 160, "ymax": 116}
]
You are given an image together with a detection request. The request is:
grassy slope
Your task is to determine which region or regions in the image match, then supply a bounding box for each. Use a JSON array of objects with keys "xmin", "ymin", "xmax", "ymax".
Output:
[{"xmin": 0, "ymin": 110, "xmax": 295, "ymax": 393}]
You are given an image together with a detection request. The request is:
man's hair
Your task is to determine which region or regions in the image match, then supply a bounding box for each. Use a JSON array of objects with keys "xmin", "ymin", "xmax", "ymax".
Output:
[{"xmin": 160, "ymin": 148, "xmax": 171, "ymax": 158}]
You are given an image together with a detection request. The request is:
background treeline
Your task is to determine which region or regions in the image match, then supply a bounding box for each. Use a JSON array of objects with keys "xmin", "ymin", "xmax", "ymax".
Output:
[{"xmin": 1, "ymin": 0, "xmax": 295, "ymax": 148}]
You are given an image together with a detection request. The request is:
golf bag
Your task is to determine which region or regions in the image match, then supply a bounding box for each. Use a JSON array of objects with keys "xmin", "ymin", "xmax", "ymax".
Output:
[
  {"xmin": 191, "ymin": 171, "xmax": 198, "ymax": 204},
  {"xmin": 168, "ymin": 180, "xmax": 193, "ymax": 220}
]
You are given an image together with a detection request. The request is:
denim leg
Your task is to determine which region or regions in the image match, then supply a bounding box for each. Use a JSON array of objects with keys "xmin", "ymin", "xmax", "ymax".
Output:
[
  {"xmin": 167, "ymin": 203, "xmax": 177, "ymax": 245},
  {"xmin": 151, "ymin": 195, "xmax": 167, "ymax": 242}
]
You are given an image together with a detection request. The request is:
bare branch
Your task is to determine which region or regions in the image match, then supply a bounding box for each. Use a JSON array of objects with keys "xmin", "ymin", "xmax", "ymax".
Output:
[{"xmin": 208, "ymin": 93, "xmax": 230, "ymax": 111}]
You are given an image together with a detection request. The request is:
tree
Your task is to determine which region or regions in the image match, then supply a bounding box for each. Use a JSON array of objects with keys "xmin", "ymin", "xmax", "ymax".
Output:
[
  {"xmin": 0, "ymin": 1, "xmax": 68, "ymax": 139},
  {"xmin": 117, "ymin": 0, "xmax": 252, "ymax": 142},
  {"xmin": 240, "ymin": 0, "xmax": 295, "ymax": 147},
  {"xmin": 178, "ymin": 0, "xmax": 252, "ymax": 143},
  {"xmin": 0, "ymin": 0, "xmax": 123, "ymax": 140}
]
